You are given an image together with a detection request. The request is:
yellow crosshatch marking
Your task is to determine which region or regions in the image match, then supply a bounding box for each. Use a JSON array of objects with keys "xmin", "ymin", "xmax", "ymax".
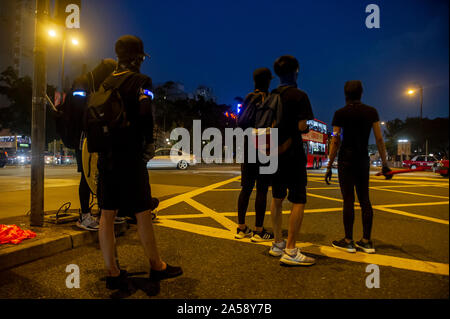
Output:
[{"xmin": 156, "ymin": 174, "xmax": 449, "ymax": 276}]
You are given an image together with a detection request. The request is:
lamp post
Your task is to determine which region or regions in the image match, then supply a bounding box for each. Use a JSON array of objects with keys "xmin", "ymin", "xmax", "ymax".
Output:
[{"xmin": 406, "ymin": 83, "xmax": 426, "ymax": 154}]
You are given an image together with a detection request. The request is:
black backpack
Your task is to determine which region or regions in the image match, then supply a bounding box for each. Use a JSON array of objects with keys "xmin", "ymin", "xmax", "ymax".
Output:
[
  {"xmin": 237, "ymin": 91, "xmax": 265, "ymax": 129},
  {"xmin": 84, "ymin": 71, "xmax": 134, "ymax": 153},
  {"xmin": 54, "ymin": 90, "xmax": 88, "ymax": 149},
  {"xmin": 254, "ymin": 85, "xmax": 293, "ymax": 129}
]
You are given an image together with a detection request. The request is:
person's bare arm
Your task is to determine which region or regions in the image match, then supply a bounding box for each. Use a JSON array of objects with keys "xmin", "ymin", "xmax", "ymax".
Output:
[
  {"xmin": 327, "ymin": 126, "xmax": 341, "ymax": 168},
  {"xmin": 298, "ymin": 119, "xmax": 308, "ymax": 132},
  {"xmin": 372, "ymin": 121, "xmax": 388, "ymax": 167}
]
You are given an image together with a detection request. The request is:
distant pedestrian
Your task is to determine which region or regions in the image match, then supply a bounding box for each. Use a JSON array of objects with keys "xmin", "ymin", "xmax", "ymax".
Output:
[
  {"xmin": 268, "ymin": 55, "xmax": 316, "ymax": 266},
  {"xmin": 235, "ymin": 67, "xmax": 274, "ymax": 242},
  {"xmin": 92, "ymin": 35, "xmax": 182, "ymax": 290},
  {"xmin": 325, "ymin": 80, "xmax": 391, "ymax": 254}
]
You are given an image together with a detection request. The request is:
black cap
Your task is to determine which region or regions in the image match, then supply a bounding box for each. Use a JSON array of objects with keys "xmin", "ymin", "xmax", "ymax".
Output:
[{"xmin": 115, "ymin": 35, "xmax": 150, "ymax": 60}]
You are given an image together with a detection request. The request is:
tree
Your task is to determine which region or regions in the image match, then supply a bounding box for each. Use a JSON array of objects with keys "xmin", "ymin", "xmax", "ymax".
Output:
[
  {"xmin": 384, "ymin": 117, "xmax": 449, "ymax": 158},
  {"xmin": 0, "ymin": 67, "xmax": 57, "ymax": 145}
]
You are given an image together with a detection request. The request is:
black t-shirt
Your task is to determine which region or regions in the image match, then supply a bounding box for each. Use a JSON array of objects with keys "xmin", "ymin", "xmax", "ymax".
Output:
[
  {"xmin": 276, "ymin": 86, "xmax": 314, "ymax": 160},
  {"xmin": 331, "ymin": 102, "xmax": 379, "ymax": 160},
  {"xmin": 109, "ymin": 71, "xmax": 154, "ymax": 158}
]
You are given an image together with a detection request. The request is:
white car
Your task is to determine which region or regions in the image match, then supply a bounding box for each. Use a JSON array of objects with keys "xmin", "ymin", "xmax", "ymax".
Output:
[{"xmin": 147, "ymin": 148, "xmax": 197, "ymax": 170}]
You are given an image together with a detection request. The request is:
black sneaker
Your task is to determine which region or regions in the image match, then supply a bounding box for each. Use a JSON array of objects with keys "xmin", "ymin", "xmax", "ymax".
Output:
[
  {"xmin": 235, "ymin": 226, "xmax": 252, "ymax": 239},
  {"xmin": 251, "ymin": 228, "xmax": 275, "ymax": 242},
  {"xmin": 106, "ymin": 270, "xmax": 129, "ymax": 290},
  {"xmin": 332, "ymin": 238, "xmax": 356, "ymax": 253},
  {"xmin": 355, "ymin": 239, "xmax": 376, "ymax": 254},
  {"xmin": 150, "ymin": 264, "xmax": 183, "ymax": 281}
]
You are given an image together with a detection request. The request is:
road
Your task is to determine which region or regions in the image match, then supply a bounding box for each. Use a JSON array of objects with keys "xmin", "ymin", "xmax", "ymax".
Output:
[{"xmin": 0, "ymin": 165, "xmax": 448, "ymax": 298}]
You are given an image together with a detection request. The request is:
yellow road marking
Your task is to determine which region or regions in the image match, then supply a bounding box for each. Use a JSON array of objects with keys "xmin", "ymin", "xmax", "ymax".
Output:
[
  {"xmin": 185, "ymin": 198, "xmax": 237, "ymax": 231},
  {"xmin": 155, "ymin": 220, "xmax": 449, "ymax": 276},
  {"xmin": 377, "ymin": 201, "xmax": 449, "ymax": 208},
  {"xmin": 370, "ymin": 187, "xmax": 449, "ymax": 199},
  {"xmin": 374, "ymin": 206, "xmax": 449, "ymax": 225},
  {"xmin": 158, "ymin": 176, "xmax": 241, "ymax": 210}
]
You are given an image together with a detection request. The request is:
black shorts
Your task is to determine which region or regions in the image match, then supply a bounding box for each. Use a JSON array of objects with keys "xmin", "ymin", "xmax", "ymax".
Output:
[
  {"xmin": 97, "ymin": 157, "xmax": 152, "ymax": 216},
  {"xmin": 271, "ymin": 155, "xmax": 307, "ymax": 204}
]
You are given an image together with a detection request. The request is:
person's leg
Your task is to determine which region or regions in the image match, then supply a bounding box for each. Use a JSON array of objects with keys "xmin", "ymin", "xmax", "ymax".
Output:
[
  {"xmin": 254, "ymin": 180, "xmax": 269, "ymax": 232},
  {"xmin": 338, "ymin": 162, "xmax": 356, "ymax": 241},
  {"xmin": 355, "ymin": 161, "xmax": 373, "ymax": 241},
  {"xmin": 237, "ymin": 164, "xmax": 256, "ymax": 230},
  {"xmin": 79, "ymin": 172, "xmax": 91, "ymax": 215},
  {"xmin": 135, "ymin": 210, "xmax": 165, "ymax": 271},
  {"xmin": 286, "ymin": 203, "xmax": 305, "ymax": 249},
  {"xmin": 98, "ymin": 209, "xmax": 120, "ymax": 276},
  {"xmin": 270, "ymin": 197, "xmax": 284, "ymax": 243}
]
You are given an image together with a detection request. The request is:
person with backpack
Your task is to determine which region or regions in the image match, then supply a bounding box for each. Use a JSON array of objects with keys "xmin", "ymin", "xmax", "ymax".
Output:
[
  {"xmin": 55, "ymin": 59, "xmax": 118, "ymax": 231},
  {"xmin": 235, "ymin": 67, "xmax": 274, "ymax": 242},
  {"xmin": 325, "ymin": 80, "xmax": 391, "ymax": 254},
  {"xmin": 87, "ymin": 35, "xmax": 182, "ymax": 290},
  {"xmin": 267, "ymin": 55, "xmax": 316, "ymax": 266}
]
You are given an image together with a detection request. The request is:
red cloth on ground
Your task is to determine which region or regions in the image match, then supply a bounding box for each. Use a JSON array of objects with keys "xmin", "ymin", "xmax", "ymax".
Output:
[{"xmin": 0, "ymin": 224, "xmax": 36, "ymax": 244}]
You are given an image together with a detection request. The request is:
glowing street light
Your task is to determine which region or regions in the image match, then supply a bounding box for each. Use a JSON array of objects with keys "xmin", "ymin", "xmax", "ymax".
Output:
[
  {"xmin": 71, "ymin": 38, "xmax": 79, "ymax": 46},
  {"xmin": 407, "ymin": 89, "xmax": 415, "ymax": 95},
  {"xmin": 48, "ymin": 29, "xmax": 57, "ymax": 37}
]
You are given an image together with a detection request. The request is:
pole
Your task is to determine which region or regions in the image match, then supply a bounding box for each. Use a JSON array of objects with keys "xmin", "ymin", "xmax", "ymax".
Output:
[
  {"xmin": 61, "ymin": 32, "xmax": 66, "ymax": 92},
  {"xmin": 30, "ymin": 0, "xmax": 49, "ymax": 226}
]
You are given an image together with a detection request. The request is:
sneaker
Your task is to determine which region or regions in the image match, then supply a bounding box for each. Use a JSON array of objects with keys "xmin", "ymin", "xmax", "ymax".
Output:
[
  {"xmin": 235, "ymin": 226, "xmax": 252, "ymax": 239},
  {"xmin": 106, "ymin": 270, "xmax": 129, "ymax": 290},
  {"xmin": 76, "ymin": 213, "xmax": 99, "ymax": 231},
  {"xmin": 332, "ymin": 238, "xmax": 356, "ymax": 253},
  {"xmin": 269, "ymin": 240, "xmax": 286, "ymax": 257},
  {"xmin": 251, "ymin": 228, "xmax": 275, "ymax": 242},
  {"xmin": 355, "ymin": 239, "xmax": 376, "ymax": 254},
  {"xmin": 280, "ymin": 248, "xmax": 315, "ymax": 266},
  {"xmin": 150, "ymin": 264, "xmax": 183, "ymax": 281}
]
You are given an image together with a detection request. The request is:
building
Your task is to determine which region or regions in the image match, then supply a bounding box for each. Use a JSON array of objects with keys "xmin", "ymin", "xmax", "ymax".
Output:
[
  {"xmin": 194, "ymin": 85, "xmax": 216, "ymax": 103},
  {"xmin": 155, "ymin": 81, "xmax": 189, "ymax": 101},
  {"xmin": 0, "ymin": 0, "xmax": 35, "ymax": 78}
]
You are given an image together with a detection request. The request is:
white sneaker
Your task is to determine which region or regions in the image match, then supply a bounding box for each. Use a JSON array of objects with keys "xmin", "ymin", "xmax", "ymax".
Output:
[
  {"xmin": 280, "ymin": 248, "xmax": 315, "ymax": 266},
  {"xmin": 269, "ymin": 240, "xmax": 286, "ymax": 257},
  {"xmin": 76, "ymin": 214, "xmax": 99, "ymax": 231}
]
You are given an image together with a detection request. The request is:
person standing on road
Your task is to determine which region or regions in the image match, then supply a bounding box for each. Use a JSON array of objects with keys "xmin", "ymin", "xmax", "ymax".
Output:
[
  {"xmin": 235, "ymin": 68, "xmax": 275, "ymax": 242},
  {"xmin": 269, "ymin": 55, "xmax": 316, "ymax": 266},
  {"xmin": 325, "ymin": 80, "xmax": 391, "ymax": 254},
  {"xmin": 70, "ymin": 59, "xmax": 118, "ymax": 231},
  {"xmin": 96, "ymin": 35, "xmax": 182, "ymax": 290}
]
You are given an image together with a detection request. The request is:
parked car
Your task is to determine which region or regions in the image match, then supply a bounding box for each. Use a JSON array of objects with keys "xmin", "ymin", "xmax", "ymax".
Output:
[
  {"xmin": 147, "ymin": 148, "xmax": 197, "ymax": 170},
  {"xmin": 436, "ymin": 159, "xmax": 449, "ymax": 177},
  {"xmin": 402, "ymin": 155, "xmax": 438, "ymax": 170},
  {"xmin": 0, "ymin": 151, "xmax": 7, "ymax": 168}
]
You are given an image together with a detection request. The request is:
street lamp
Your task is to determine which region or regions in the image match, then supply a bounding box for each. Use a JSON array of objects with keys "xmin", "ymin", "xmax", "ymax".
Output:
[{"xmin": 406, "ymin": 83, "xmax": 426, "ymax": 153}]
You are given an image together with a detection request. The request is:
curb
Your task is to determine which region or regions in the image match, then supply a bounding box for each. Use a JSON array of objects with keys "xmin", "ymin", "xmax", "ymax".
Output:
[{"xmin": 0, "ymin": 222, "xmax": 128, "ymax": 272}]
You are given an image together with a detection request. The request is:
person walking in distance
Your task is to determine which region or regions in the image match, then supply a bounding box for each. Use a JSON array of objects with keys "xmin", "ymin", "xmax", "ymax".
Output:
[{"xmin": 325, "ymin": 80, "xmax": 391, "ymax": 254}]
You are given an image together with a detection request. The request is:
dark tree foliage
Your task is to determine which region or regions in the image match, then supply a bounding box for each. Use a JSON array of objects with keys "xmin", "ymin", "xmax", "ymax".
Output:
[{"xmin": 384, "ymin": 117, "xmax": 449, "ymax": 157}]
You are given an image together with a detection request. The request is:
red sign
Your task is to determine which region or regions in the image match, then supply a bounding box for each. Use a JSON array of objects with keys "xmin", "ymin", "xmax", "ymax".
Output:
[{"xmin": 302, "ymin": 130, "xmax": 324, "ymax": 143}]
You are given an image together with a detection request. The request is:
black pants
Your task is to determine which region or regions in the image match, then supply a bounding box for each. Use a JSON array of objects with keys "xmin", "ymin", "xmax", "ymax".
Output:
[
  {"xmin": 238, "ymin": 163, "xmax": 270, "ymax": 228},
  {"xmin": 76, "ymin": 149, "xmax": 91, "ymax": 214},
  {"xmin": 338, "ymin": 159, "xmax": 373, "ymax": 240}
]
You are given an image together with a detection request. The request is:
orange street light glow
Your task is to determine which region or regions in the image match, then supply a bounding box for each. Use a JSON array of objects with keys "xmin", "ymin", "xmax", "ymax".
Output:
[
  {"xmin": 407, "ymin": 89, "xmax": 415, "ymax": 95},
  {"xmin": 71, "ymin": 38, "xmax": 79, "ymax": 46},
  {"xmin": 48, "ymin": 30, "xmax": 57, "ymax": 37}
]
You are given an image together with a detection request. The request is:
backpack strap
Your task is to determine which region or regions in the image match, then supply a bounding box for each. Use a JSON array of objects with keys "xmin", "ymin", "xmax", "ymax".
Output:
[{"xmin": 102, "ymin": 71, "xmax": 135, "ymax": 91}]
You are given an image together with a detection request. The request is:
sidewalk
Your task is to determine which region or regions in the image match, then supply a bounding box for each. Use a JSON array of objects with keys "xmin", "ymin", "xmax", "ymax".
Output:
[{"xmin": 0, "ymin": 212, "xmax": 127, "ymax": 271}]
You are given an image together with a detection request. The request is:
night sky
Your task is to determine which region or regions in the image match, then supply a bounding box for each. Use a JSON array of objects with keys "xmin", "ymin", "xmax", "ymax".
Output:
[{"xmin": 63, "ymin": 0, "xmax": 448, "ymax": 127}]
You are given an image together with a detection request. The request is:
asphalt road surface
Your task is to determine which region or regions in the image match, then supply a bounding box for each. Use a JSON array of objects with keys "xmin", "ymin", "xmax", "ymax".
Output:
[{"xmin": 0, "ymin": 164, "xmax": 448, "ymax": 299}]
